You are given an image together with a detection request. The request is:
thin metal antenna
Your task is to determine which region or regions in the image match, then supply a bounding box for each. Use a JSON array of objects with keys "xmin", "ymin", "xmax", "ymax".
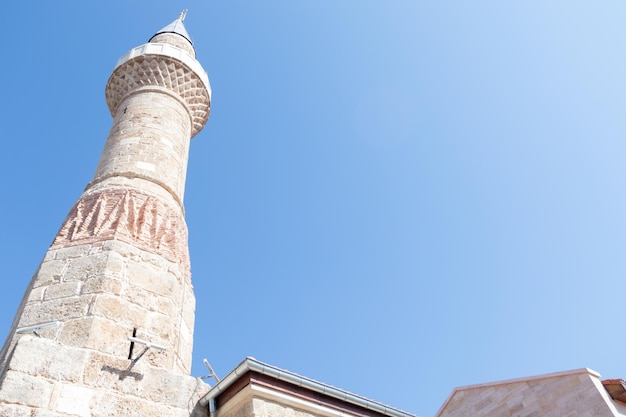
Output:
[
  {"xmin": 179, "ymin": 9, "xmax": 188, "ymax": 22},
  {"xmin": 201, "ymin": 358, "xmax": 220, "ymax": 385}
]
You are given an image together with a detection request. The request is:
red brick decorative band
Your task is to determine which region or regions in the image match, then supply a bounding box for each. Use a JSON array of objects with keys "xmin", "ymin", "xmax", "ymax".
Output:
[{"xmin": 52, "ymin": 190, "xmax": 190, "ymax": 273}]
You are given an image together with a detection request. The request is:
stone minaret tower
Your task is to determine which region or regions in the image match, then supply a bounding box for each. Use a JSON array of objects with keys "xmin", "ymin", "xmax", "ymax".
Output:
[{"xmin": 0, "ymin": 12, "xmax": 211, "ymax": 417}]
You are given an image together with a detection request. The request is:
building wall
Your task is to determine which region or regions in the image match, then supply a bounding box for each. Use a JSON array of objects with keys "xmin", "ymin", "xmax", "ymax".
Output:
[
  {"xmin": 93, "ymin": 88, "xmax": 192, "ymax": 206},
  {"xmin": 0, "ymin": 334, "xmax": 209, "ymax": 417},
  {"xmin": 436, "ymin": 368, "xmax": 626, "ymax": 417},
  {"xmin": 213, "ymin": 377, "xmax": 395, "ymax": 417},
  {"xmin": 217, "ymin": 387, "xmax": 338, "ymax": 417},
  {"xmin": 1, "ymin": 221, "xmax": 195, "ymax": 374}
]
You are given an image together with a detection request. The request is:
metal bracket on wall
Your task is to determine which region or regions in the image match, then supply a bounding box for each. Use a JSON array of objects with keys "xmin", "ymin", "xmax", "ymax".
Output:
[
  {"xmin": 16, "ymin": 321, "xmax": 63, "ymax": 337},
  {"xmin": 127, "ymin": 336, "xmax": 167, "ymax": 370}
]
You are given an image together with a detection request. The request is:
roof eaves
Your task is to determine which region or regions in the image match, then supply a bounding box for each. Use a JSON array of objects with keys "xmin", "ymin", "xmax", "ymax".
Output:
[
  {"xmin": 602, "ymin": 379, "xmax": 626, "ymax": 404},
  {"xmin": 198, "ymin": 357, "xmax": 417, "ymax": 417}
]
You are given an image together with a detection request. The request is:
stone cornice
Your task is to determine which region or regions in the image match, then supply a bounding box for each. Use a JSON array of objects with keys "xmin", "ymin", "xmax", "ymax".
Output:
[{"xmin": 105, "ymin": 43, "xmax": 211, "ymax": 138}]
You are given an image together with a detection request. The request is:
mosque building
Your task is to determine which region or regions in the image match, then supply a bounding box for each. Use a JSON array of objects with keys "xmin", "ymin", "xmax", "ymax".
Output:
[{"xmin": 0, "ymin": 13, "xmax": 624, "ymax": 417}]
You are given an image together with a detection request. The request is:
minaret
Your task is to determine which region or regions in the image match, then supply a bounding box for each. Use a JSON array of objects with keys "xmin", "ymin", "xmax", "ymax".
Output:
[{"xmin": 0, "ymin": 12, "xmax": 211, "ymax": 417}]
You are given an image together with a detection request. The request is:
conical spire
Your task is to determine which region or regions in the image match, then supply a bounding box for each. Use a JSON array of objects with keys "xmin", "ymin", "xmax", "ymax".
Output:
[{"xmin": 149, "ymin": 9, "xmax": 192, "ymax": 44}]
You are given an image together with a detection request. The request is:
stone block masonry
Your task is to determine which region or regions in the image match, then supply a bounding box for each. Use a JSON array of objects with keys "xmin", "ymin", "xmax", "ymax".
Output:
[
  {"xmin": 0, "ymin": 13, "xmax": 211, "ymax": 417},
  {"xmin": 436, "ymin": 368, "xmax": 625, "ymax": 417},
  {"xmin": 12, "ymin": 233, "xmax": 196, "ymax": 374},
  {"xmin": 0, "ymin": 334, "xmax": 209, "ymax": 417}
]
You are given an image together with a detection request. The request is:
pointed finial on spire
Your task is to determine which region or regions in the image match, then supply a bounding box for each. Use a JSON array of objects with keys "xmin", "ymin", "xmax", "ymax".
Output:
[{"xmin": 149, "ymin": 12, "xmax": 194, "ymax": 49}]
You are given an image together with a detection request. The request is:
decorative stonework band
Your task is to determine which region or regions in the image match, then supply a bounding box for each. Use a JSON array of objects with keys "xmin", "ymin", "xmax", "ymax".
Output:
[
  {"xmin": 105, "ymin": 43, "xmax": 211, "ymax": 137},
  {"xmin": 52, "ymin": 189, "xmax": 190, "ymax": 272}
]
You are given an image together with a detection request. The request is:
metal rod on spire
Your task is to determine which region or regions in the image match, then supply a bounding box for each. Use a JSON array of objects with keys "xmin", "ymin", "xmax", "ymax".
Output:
[{"xmin": 179, "ymin": 9, "xmax": 188, "ymax": 22}]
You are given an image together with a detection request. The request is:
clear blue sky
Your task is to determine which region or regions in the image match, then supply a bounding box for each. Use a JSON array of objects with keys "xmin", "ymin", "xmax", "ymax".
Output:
[{"xmin": 2, "ymin": 2, "xmax": 626, "ymax": 416}]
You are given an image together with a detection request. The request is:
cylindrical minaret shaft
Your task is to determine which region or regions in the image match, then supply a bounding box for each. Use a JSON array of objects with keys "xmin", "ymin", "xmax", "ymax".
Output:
[{"xmin": 0, "ymin": 13, "xmax": 211, "ymax": 417}]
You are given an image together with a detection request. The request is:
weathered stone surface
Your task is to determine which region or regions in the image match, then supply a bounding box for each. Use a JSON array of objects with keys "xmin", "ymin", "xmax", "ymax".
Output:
[
  {"xmin": 58, "ymin": 316, "xmax": 130, "ymax": 357},
  {"xmin": 127, "ymin": 262, "xmax": 179, "ymax": 299},
  {"xmin": 0, "ymin": 403, "xmax": 33, "ymax": 417},
  {"xmin": 20, "ymin": 295, "xmax": 92, "ymax": 326},
  {"xmin": 44, "ymin": 282, "xmax": 81, "ymax": 301},
  {"xmin": 177, "ymin": 339, "xmax": 193, "ymax": 375},
  {"xmin": 181, "ymin": 284, "xmax": 196, "ymax": 329},
  {"xmin": 102, "ymin": 239, "xmax": 143, "ymax": 261},
  {"xmin": 146, "ymin": 311, "xmax": 174, "ymax": 341},
  {"xmin": 82, "ymin": 276, "xmax": 123, "ymax": 296},
  {"xmin": 158, "ymin": 296, "xmax": 177, "ymax": 318},
  {"xmin": 56, "ymin": 384, "xmax": 94, "ymax": 416},
  {"xmin": 436, "ymin": 369, "xmax": 619, "ymax": 417},
  {"xmin": 33, "ymin": 410, "xmax": 68, "ymax": 417},
  {"xmin": 140, "ymin": 368, "xmax": 201, "ymax": 408},
  {"xmin": 90, "ymin": 391, "xmax": 179, "ymax": 417},
  {"xmin": 0, "ymin": 370, "xmax": 55, "ymax": 408},
  {"xmin": 31, "ymin": 259, "xmax": 68, "ymax": 288},
  {"xmin": 125, "ymin": 285, "xmax": 159, "ymax": 311},
  {"xmin": 61, "ymin": 252, "xmax": 123, "ymax": 282},
  {"xmin": 47, "ymin": 243, "xmax": 95, "ymax": 261},
  {"xmin": 8, "ymin": 336, "xmax": 86, "ymax": 383},
  {"xmin": 28, "ymin": 286, "xmax": 45, "ymax": 302},
  {"xmin": 83, "ymin": 351, "xmax": 143, "ymax": 393},
  {"xmin": 91, "ymin": 294, "xmax": 149, "ymax": 327}
]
